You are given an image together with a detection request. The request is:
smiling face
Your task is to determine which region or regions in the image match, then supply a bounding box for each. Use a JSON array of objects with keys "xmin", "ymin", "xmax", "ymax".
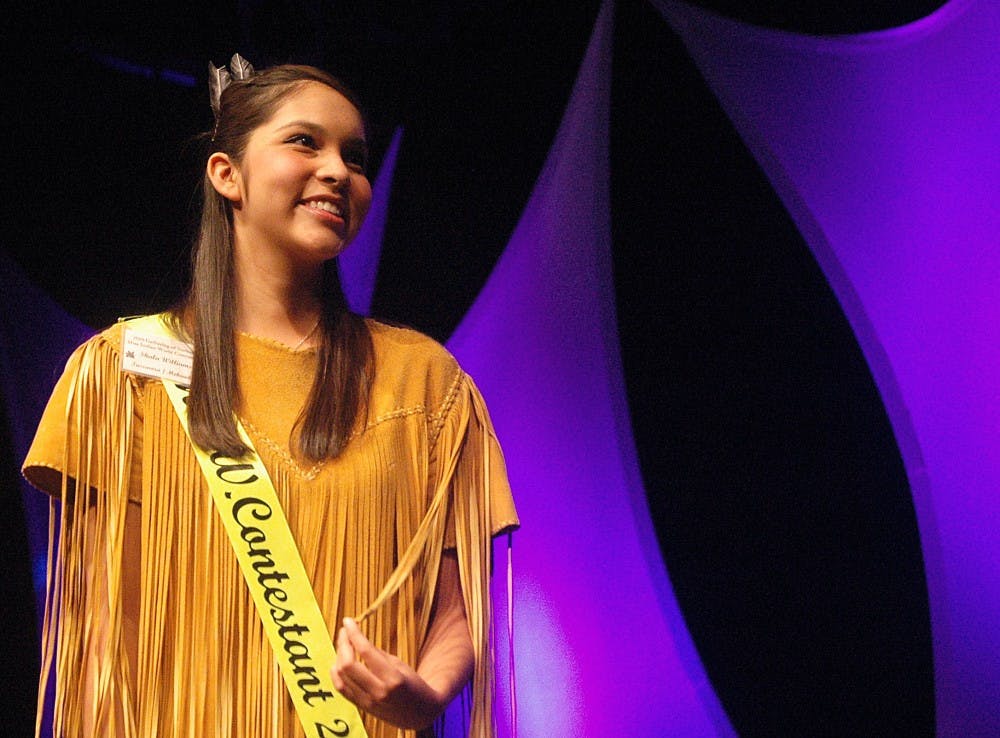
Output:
[{"xmin": 212, "ymin": 81, "xmax": 372, "ymax": 273}]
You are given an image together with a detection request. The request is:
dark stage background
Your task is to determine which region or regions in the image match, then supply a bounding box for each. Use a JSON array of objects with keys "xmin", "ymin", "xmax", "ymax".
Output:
[{"xmin": 2, "ymin": 1, "xmax": 947, "ymax": 735}]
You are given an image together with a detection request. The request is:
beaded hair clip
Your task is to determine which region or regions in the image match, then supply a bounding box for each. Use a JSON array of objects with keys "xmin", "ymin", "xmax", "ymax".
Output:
[{"xmin": 208, "ymin": 53, "xmax": 255, "ymax": 137}]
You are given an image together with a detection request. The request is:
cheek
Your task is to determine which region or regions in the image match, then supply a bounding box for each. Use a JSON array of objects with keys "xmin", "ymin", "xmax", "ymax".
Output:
[
  {"xmin": 269, "ymin": 156, "xmax": 310, "ymax": 184},
  {"xmin": 241, "ymin": 155, "xmax": 306, "ymax": 206},
  {"xmin": 352, "ymin": 180, "xmax": 373, "ymax": 222}
]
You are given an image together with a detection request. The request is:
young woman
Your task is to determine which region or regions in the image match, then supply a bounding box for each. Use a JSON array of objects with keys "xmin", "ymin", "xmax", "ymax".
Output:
[{"xmin": 23, "ymin": 59, "xmax": 518, "ymax": 738}]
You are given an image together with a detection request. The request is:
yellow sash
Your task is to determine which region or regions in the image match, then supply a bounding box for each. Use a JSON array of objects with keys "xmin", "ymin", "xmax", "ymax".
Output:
[{"xmin": 122, "ymin": 315, "xmax": 368, "ymax": 738}]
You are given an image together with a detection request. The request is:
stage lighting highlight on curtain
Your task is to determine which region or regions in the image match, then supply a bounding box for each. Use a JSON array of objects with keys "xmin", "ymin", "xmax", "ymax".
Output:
[
  {"xmin": 652, "ymin": 0, "xmax": 1000, "ymax": 733},
  {"xmin": 447, "ymin": 1, "xmax": 733, "ymax": 735}
]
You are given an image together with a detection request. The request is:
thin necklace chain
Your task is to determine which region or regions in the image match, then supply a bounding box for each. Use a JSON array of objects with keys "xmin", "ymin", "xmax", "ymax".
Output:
[{"xmin": 292, "ymin": 319, "xmax": 320, "ymax": 351}]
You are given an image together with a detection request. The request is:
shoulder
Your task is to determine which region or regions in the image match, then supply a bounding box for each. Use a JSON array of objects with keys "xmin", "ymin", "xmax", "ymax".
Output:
[
  {"xmin": 56, "ymin": 321, "xmax": 125, "ymax": 374},
  {"xmin": 95, "ymin": 320, "xmax": 127, "ymax": 351},
  {"xmin": 58, "ymin": 317, "xmax": 164, "ymax": 393},
  {"xmin": 367, "ymin": 320, "xmax": 458, "ymax": 371},
  {"xmin": 366, "ymin": 319, "xmax": 464, "ymax": 415},
  {"xmin": 367, "ymin": 317, "xmax": 444, "ymax": 348},
  {"xmin": 22, "ymin": 321, "xmax": 140, "ymax": 495}
]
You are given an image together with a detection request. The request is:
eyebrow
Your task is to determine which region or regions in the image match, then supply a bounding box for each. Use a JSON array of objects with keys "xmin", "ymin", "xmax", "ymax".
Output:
[{"xmin": 274, "ymin": 120, "xmax": 367, "ymax": 146}]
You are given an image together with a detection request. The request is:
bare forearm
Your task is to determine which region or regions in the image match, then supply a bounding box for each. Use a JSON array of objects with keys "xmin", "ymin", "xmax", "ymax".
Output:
[
  {"xmin": 416, "ymin": 552, "xmax": 474, "ymax": 704},
  {"xmin": 331, "ymin": 552, "xmax": 476, "ymax": 730}
]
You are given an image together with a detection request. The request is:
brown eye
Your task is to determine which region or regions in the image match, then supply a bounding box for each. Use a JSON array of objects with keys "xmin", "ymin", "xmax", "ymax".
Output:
[{"xmin": 287, "ymin": 133, "xmax": 318, "ymax": 149}]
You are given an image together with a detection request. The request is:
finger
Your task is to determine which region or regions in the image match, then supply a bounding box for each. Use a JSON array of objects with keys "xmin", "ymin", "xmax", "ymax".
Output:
[
  {"xmin": 332, "ymin": 625, "xmax": 362, "ymax": 693},
  {"xmin": 336, "ymin": 620, "xmax": 387, "ymax": 693},
  {"xmin": 342, "ymin": 618, "xmax": 397, "ymax": 678},
  {"xmin": 336, "ymin": 624, "xmax": 356, "ymax": 665},
  {"xmin": 334, "ymin": 665, "xmax": 371, "ymax": 707},
  {"xmin": 331, "ymin": 630, "xmax": 347, "ymax": 691},
  {"xmin": 341, "ymin": 617, "xmax": 370, "ymax": 650},
  {"xmin": 342, "ymin": 619, "xmax": 413, "ymax": 706}
]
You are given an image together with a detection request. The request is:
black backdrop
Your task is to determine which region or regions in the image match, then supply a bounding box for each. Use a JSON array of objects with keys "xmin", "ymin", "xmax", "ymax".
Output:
[{"xmin": 3, "ymin": 1, "xmax": 943, "ymax": 735}]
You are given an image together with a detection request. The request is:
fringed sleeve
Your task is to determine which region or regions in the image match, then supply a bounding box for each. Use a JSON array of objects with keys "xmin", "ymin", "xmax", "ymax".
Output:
[
  {"xmin": 437, "ymin": 374, "xmax": 518, "ymax": 737},
  {"xmin": 437, "ymin": 376, "xmax": 519, "ymax": 550},
  {"xmin": 22, "ymin": 326, "xmax": 140, "ymax": 738},
  {"xmin": 354, "ymin": 367, "xmax": 518, "ymax": 738}
]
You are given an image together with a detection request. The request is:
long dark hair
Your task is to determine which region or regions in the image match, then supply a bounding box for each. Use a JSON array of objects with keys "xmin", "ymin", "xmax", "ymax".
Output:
[{"xmin": 172, "ymin": 64, "xmax": 373, "ymax": 461}]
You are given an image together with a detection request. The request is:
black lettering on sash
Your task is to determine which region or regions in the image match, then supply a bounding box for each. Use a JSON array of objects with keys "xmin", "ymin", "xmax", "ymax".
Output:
[
  {"xmin": 167, "ymin": 379, "xmax": 349, "ymax": 727},
  {"xmin": 211, "ymin": 452, "xmax": 260, "ymax": 484},
  {"xmin": 232, "ymin": 496, "xmax": 272, "ymax": 524},
  {"xmin": 302, "ymin": 686, "xmax": 336, "ymax": 706},
  {"xmin": 277, "ymin": 624, "xmax": 334, "ymax": 705},
  {"xmin": 250, "ymin": 549, "xmax": 278, "ymax": 578},
  {"xmin": 264, "ymin": 585, "xmax": 294, "ymax": 622},
  {"xmin": 315, "ymin": 721, "xmax": 350, "ymax": 737},
  {"xmin": 232, "ymin": 500, "xmax": 288, "ymax": 598},
  {"xmin": 241, "ymin": 525, "xmax": 266, "ymax": 545},
  {"xmin": 284, "ymin": 634, "xmax": 311, "ymax": 665}
]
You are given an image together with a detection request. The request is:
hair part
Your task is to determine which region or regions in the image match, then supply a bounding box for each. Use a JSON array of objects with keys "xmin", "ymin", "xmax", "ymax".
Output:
[{"xmin": 174, "ymin": 64, "xmax": 373, "ymax": 461}]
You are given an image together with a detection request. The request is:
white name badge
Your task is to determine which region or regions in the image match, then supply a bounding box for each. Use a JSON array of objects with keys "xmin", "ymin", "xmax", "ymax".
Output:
[{"xmin": 121, "ymin": 326, "xmax": 194, "ymax": 385}]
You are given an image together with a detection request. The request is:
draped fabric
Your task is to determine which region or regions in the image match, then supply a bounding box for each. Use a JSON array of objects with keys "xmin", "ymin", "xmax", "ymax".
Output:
[
  {"xmin": 653, "ymin": 1, "xmax": 1000, "ymax": 732},
  {"xmin": 23, "ymin": 320, "xmax": 517, "ymax": 738},
  {"xmin": 445, "ymin": 1, "xmax": 732, "ymax": 735}
]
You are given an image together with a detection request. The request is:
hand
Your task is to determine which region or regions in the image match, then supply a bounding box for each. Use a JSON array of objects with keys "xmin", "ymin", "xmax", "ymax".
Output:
[{"xmin": 331, "ymin": 617, "xmax": 447, "ymax": 730}]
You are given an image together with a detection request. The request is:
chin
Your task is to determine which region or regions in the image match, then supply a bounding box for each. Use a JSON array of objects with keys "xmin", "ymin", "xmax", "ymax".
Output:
[{"xmin": 302, "ymin": 240, "xmax": 348, "ymax": 262}]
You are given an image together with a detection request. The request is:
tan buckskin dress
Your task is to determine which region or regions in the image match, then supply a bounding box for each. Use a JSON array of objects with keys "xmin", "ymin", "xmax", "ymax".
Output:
[{"xmin": 23, "ymin": 318, "xmax": 518, "ymax": 738}]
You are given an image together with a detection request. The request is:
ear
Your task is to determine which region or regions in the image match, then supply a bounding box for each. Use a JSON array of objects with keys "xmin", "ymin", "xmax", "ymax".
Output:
[{"xmin": 206, "ymin": 152, "xmax": 243, "ymax": 203}]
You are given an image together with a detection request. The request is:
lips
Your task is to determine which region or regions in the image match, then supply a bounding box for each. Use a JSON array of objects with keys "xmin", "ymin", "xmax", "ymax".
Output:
[
  {"xmin": 300, "ymin": 198, "xmax": 344, "ymax": 217},
  {"xmin": 298, "ymin": 198, "xmax": 349, "ymax": 237}
]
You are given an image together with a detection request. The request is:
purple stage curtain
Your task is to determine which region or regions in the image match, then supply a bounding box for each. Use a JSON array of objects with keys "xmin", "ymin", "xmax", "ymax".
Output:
[
  {"xmin": 447, "ymin": 1, "xmax": 732, "ymax": 734},
  {"xmin": 0, "ymin": 251, "xmax": 93, "ymax": 620},
  {"xmin": 651, "ymin": 0, "xmax": 1000, "ymax": 733}
]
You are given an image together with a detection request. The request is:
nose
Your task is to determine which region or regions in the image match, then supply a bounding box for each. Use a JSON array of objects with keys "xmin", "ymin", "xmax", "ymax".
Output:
[{"xmin": 316, "ymin": 151, "xmax": 350, "ymax": 189}]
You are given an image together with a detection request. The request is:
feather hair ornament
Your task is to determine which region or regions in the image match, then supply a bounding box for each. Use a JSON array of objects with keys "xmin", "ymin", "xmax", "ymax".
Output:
[
  {"xmin": 207, "ymin": 61, "xmax": 232, "ymax": 120},
  {"xmin": 229, "ymin": 52, "xmax": 255, "ymax": 81},
  {"xmin": 208, "ymin": 53, "xmax": 256, "ymax": 139}
]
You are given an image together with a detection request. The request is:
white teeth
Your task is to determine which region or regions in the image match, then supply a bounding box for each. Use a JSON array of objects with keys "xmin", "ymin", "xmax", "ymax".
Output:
[{"xmin": 306, "ymin": 200, "xmax": 342, "ymax": 216}]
